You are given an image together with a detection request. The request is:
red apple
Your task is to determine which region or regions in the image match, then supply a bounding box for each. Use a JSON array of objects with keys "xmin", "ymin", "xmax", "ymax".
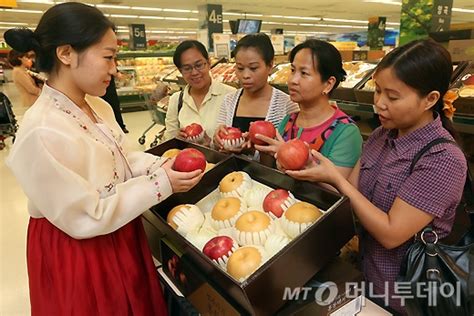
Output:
[
  {"xmin": 277, "ymin": 139, "xmax": 309, "ymax": 170},
  {"xmin": 463, "ymin": 74, "xmax": 474, "ymax": 86},
  {"xmin": 218, "ymin": 127, "xmax": 242, "ymax": 140},
  {"xmin": 173, "ymin": 148, "xmax": 206, "ymax": 172},
  {"xmin": 203, "ymin": 236, "xmax": 235, "ymax": 261},
  {"xmin": 248, "ymin": 121, "xmax": 276, "ymax": 145},
  {"xmin": 263, "ymin": 189, "xmax": 291, "ymax": 218},
  {"xmin": 183, "ymin": 123, "xmax": 203, "ymax": 138}
]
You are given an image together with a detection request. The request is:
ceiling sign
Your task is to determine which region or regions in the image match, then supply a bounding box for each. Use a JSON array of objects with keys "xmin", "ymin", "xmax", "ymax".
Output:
[{"xmin": 0, "ymin": 0, "xmax": 17, "ymax": 8}]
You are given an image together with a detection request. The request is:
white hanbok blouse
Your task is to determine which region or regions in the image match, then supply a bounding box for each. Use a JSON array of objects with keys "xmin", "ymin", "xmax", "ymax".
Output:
[{"xmin": 6, "ymin": 84, "xmax": 173, "ymax": 239}]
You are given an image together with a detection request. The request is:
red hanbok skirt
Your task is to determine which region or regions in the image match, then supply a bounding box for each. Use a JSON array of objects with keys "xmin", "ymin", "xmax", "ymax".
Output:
[{"xmin": 27, "ymin": 216, "xmax": 167, "ymax": 316}]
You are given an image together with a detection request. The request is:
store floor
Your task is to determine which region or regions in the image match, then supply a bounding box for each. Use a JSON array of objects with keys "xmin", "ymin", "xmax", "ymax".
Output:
[{"xmin": 0, "ymin": 82, "xmax": 165, "ymax": 315}]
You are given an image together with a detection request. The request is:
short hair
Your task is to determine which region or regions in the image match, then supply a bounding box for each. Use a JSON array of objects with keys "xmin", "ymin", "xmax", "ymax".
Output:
[
  {"xmin": 289, "ymin": 40, "xmax": 346, "ymax": 95},
  {"xmin": 233, "ymin": 33, "xmax": 274, "ymax": 66},
  {"xmin": 173, "ymin": 40, "xmax": 209, "ymax": 69}
]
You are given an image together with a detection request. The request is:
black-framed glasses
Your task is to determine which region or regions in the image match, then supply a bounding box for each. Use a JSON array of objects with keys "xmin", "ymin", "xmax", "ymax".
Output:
[{"xmin": 180, "ymin": 60, "xmax": 207, "ymax": 74}]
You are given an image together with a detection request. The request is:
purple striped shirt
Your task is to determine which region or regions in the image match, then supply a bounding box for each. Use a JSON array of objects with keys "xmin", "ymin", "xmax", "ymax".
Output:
[{"xmin": 358, "ymin": 115, "xmax": 466, "ymax": 313}]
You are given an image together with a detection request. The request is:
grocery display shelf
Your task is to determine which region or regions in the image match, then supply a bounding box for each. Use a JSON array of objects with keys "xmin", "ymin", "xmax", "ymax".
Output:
[{"xmin": 116, "ymin": 51, "xmax": 174, "ymax": 59}]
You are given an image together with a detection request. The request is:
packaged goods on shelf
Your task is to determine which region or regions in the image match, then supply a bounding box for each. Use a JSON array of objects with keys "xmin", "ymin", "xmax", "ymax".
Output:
[
  {"xmin": 269, "ymin": 63, "xmax": 291, "ymax": 85},
  {"xmin": 117, "ymin": 56, "xmax": 176, "ymax": 90},
  {"xmin": 211, "ymin": 63, "xmax": 238, "ymax": 85},
  {"xmin": 115, "ymin": 69, "xmax": 136, "ymax": 91},
  {"xmin": 448, "ymin": 61, "xmax": 474, "ymax": 115},
  {"xmin": 339, "ymin": 62, "xmax": 377, "ymax": 88},
  {"xmin": 163, "ymin": 68, "xmax": 181, "ymax": 82}
]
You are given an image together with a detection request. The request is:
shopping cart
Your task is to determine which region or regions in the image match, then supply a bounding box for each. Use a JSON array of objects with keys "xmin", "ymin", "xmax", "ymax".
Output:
[
  {"xmin": 0, "ymin": 92, "xmax": 18, "ymax": 150},
  {"xmin": 138, "ymin": 90, "xmax": 168, "ymax": 148}
]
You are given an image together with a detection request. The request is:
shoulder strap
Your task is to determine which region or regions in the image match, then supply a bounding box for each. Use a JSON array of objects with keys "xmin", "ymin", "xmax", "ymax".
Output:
[
  {"xmin": 312, "ymin": 115, "xmax": 355, "ymax": 152},
  {"xmin": 281, "ymin": 112, "xmax": 298, "ymax": 141},
  {"xmin": 278, "ymin": 113, "xmax": 292, "ymax": 138},
  {"xmin": 409, "ymin": 138, "xmax": 457, "ymax": 174},
  {"xmin": 319, "ymin": 120, "xmax": 352, "ymax": 155},
  {"xmin": 409, "ymin": 137, "xmax": 474, "ymax": 222},
  {"xmin": 177, "ymin": 90, "xmax": 184, "ymax": 114}
]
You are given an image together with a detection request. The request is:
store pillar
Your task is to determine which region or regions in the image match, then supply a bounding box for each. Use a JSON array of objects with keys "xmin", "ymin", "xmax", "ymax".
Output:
[
  {"xmin": 198, "ymin": 4, "xmax": 223, "ymax": 51},
  {"xmin": 399, "ymin": 0, "xmax": 453, "ymax": 45}
]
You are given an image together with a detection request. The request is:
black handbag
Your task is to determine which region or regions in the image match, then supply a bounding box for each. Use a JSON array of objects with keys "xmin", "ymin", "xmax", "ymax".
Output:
[
  {"xmin": 398, "ymin": 227, "xmax": 474, "ymax": 316},
  {"xmin": 397, "ymin": 138, "xmax": 474, "ymax": 316}
]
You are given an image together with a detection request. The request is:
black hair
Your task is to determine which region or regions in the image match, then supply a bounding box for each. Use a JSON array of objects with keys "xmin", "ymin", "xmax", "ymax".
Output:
[
  {"xmin": 173, "ymin": 40, "xmax": 209, "ymax": 69},
  {"xmin": 7, "ymin": 50, "xmax": 27, "ymax": 67},
  {"xmin": 233, "ymin": 33, "xmax": 274, "ymax": 66},
  {"xmin": 289, "ymin": 39, "xmax": 346, "ymax": 96},
  {"xmin": 374, "ymin": 39, "xmax": 457, "ymax": 139},
  {"xmin": 3, "ymin": 2, "xmax": 115, "ymax": 73}
]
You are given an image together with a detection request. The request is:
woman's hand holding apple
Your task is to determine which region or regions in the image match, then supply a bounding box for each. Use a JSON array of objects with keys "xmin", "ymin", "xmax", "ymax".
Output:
[{"xmin": 160, "ymin": 158, "xmax": 204, "ymax": 193}]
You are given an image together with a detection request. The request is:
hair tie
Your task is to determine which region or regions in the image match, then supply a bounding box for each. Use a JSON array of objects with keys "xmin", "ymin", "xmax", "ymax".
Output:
[{"xmin": 442, "ymin": 89, "xmax": 458, "ymax": 121}]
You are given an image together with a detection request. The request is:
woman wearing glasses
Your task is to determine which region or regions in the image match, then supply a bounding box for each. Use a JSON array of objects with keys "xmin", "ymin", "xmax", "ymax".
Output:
[{"xmin": 164, "ymin": 40, "xmax": 235, "ymax": 144}]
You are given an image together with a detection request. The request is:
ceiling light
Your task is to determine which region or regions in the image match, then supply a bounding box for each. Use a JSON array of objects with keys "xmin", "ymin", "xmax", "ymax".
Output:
[
  {"xmin": 223, "ymin": 12, "xmax": 242, "ymax": 16},
  {"xmin": 17, "ymin": 0, "xmax": 53, "ymax": 3},
  {"xmin": 286, "ymin": 16, "xmax": 320, "ymax": 20},
  {"xmin": 452, "ymin": 8, "xmax": 474, "ymax": 13},
  {"xmin": 0, "ymin": 21, "xmax": 29, "ymax": 25},
  {"xmin": 162, "ymin": 8, "xmax": 193, "ymax": 13},
  {"xmin": 363, "ymin": 0, "xmax": 401, "ymax": 5},
  {"xmin": 245, "ymin": 14, "xmax": 263, "ymax": 17},
  {"xmin": 164, "ymin": 17, "xmax": 190, "ymax": 21},
  {"xmin": 323, "ymin": 18, "xmax": 367, "ymax": 24},
  {"xmin": 131, "ymin": 6, "xmax": 163, "ymax": 11},
  {"xmin": 96, "ymin": 4, "xmax": 130, "ymax": 10},
  {"xmin": 110, "ymin": 14, "xmax": 138, "ymax": 18},
  {"xmin": 139, "ymin": 16, "xmax": 165, "ymax": 20},
  {"xmin": 314, "ymin": 23, "xmax": 367, "ymax": 29},
  {"xmin": 4, "ymin": 9, "xmax": 43, "ymax": 13}
]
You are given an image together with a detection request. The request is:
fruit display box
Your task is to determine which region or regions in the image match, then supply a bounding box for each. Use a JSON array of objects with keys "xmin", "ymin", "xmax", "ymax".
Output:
[
  {"xmin": 149, "ymin": 156, "xmax": 355, "ymax": 315},
  {"xmin": 146, "ymin": 138, "xmax": 229, "ymax": 163},
  {"xmin": 449, "ymin": 61, "xmax": 474, "ymax": 116},
  {"xmin": 143, "ymin": 138, "xmax": 230, "ymax": 261},
  {"xmin": 333, "ymin": 62, "xmax": 376, "ymax": 103}
]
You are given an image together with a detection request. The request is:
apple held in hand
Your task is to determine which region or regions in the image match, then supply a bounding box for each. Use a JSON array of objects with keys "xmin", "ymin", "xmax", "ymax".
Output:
[
  {"xmin": 183, "ymin": 123, "xmax": 203, "ymax": 138},
  {"xmin": 248, "ymin": 121, "xmax": 276, "ymax": 145},
  {"xmin": 173, "ymin": 148, "xmax": 206, "ymax": 172},
  {"xmin": 277, "ymin": 139, "xmax": 309, "ymax": 170},
  {"xmin": 263, "ymin": 189, "xmax": 295, "ymax": 218},
  {"xmin": 218, "ymin": 127, "xmax": 245, "ymax": 150},
  {"xmin": 218, "ymin": 127, "xmax": 243, "ymax": 140},
  {"xmin": 203, "ymin": 236, "xmax": 235, "ymax": 261}
]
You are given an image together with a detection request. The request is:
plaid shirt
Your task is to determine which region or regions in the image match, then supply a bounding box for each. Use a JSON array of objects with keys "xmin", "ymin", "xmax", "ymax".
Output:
[{"xmin": 358, "ymin": 115, "xmax": 466, "ymax": 313}]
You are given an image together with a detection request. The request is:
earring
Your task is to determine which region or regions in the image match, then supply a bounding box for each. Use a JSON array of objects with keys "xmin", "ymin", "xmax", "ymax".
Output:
[{"xmin": 322, "ymin": 91, "xmax": 328, "ymax": 96}]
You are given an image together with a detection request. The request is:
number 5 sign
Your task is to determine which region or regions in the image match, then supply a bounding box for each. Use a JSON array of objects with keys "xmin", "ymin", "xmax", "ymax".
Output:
[{"xmin": 129, "ymin": 24, "xmax": 147, "ymax": 51}]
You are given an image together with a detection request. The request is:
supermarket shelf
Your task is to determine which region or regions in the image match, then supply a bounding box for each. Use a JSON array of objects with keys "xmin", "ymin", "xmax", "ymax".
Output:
[{"xmin": 117, "ymin": 51, "xmax": 174, "ymax": 59}]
